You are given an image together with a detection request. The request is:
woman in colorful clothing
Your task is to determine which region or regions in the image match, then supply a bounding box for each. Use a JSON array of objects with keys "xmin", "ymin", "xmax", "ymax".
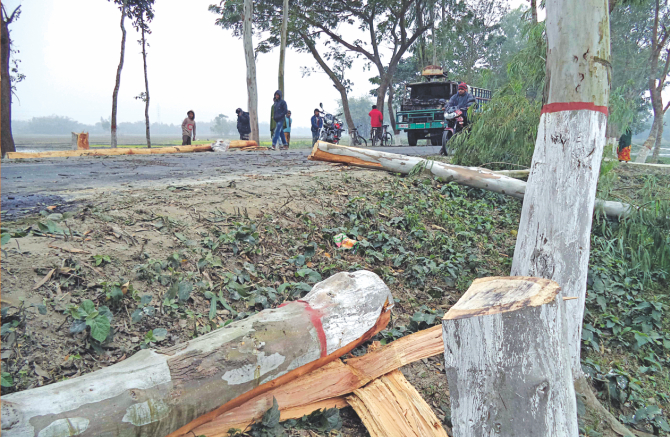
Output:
[{"xmin": 618, "ymin": 128, "xmax": 632, "ymax": 162}]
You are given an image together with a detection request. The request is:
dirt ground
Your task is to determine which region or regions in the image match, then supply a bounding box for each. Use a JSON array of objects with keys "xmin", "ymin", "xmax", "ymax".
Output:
[{"xmin": 1, "ymin": 165, "xmax": 460, "ymax": 436}]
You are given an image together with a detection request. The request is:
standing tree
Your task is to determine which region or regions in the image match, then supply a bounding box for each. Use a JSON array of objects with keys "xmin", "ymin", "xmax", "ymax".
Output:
[
  {"xmin": 211, "ymin": 0, "xmax": 433, "ymax": 134},
  {"xmin": 243, "ymin": 0, "xmax": 259, "ymax": 143},
  {"xmin": 131, "ymin": 0, "xmax": 155, "ymax": 148},
  {"xmin": 278, "ymin": 0, "xmax": 289, "ymax": 96},
  {"xmin": 1, "ymin": 4, "xmax": 21, "ymax": 158},
  {"xmin": 510, "ymin": 0, "xmax": 611, "ymax": 382},
  {"xmin": 636, "ymin": 0, "xmax": 670, "ymax": 163},
  {"xmin": 110, "ymin": 0, "xmax": 129, "ymax": 149}
]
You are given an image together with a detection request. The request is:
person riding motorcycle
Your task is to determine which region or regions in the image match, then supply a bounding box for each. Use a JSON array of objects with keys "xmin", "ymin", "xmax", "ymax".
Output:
[
  {"xmin": 447, "ymin": 82, "xmax": 476, "ymax": 122},
  {"xmin": 439, "ymin": 82, "xmax": 476, "ymax": 155}
]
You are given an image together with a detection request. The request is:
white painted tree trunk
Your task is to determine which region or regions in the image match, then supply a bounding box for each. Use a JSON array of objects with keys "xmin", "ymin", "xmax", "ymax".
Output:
[
  {"xmin": 510, "ymin": 0, "xmax": 610, "ymax": 378},
  {"xmin": 309, "ymin": 142, "xmax": 629, "ymax": 219},
  {"xmin": 278, "ymin": 0, "xmax": 289, "ymax": 96},
  {"xmin": 1, "ymin": 271, "xmax": 393, "ymax": 437},
  {"xmin": 243, "ymin": 0, "xmax": 259, "ymax": 144},
  {"xmin": 442, "ymin": 276, "xmax": 578, "ymax": 436}
]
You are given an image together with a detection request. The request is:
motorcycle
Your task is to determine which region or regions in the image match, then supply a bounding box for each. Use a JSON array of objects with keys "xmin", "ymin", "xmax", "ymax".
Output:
[
  {"xmin": 318, "ymin": 103, "xmax": 344, "ymax": 144},
  {"xmin": 440, "ymin": 105, "xmax": 466, "ymax": 156}
]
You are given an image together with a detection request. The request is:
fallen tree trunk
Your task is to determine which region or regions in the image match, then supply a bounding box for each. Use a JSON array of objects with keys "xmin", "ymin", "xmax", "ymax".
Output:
[
  {"xmin": 1, "ymin": 271, "xmax": 393, "ymax": 437},
  {"xmin": 347, "ymin": 370, "xmax": 449, "ymax": 437},
  {"xmin": 228, "ymin": 140, "xmax": 259, "ymax": 149},
  {"xmin": 8, "ymin": 145, "xmax": 210, "ymax": 159},
  {"xmin": 181, "ymin": 325, "xmax": 444, "ymax": 436},
  {"xmin": 6, "ymin": 144, "xmax": 213, "ymax": 159},
  {"xmin": 442, "ymin": 276, "xmax": 578, "ymax": 436},
  {"xmin": 308, "ymin": 142, "xmax": 630, "ymax": 218}
]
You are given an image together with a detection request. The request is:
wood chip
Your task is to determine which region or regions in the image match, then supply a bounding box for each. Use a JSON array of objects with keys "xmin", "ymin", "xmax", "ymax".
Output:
[
  {"xmin": 48, "ymin": 245, "xmax": 91, "ymax": 254},
  {"xmin": 33, "ymin": 269, "xmax": 55, "ymax": 290}
]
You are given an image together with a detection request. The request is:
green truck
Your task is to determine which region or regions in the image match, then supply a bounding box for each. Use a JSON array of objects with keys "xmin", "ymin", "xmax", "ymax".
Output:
[{"xmin": 395, "ymin": 66, "xmax": 491, "ymax": 146}]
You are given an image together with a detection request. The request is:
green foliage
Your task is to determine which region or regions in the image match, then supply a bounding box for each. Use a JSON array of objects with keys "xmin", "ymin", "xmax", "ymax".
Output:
[
  {"xmin": 141, "ymin": 328, "xmax": 168, "ymax": 349},
  {"xmin": 68, "ymin": 299, "xmax": 113, "ymax": 345},
  {"xmin": 93, "ymin": 254, "xmax": 111, "ymax": 266},
  {"xmin": 450, "ymin": 22, "xmax": 545, "ymax": 170},
  {"xmin": 211, "ymin": 113, "xmax": 234, "ymax": 136},
  {"xmin": 450, "ymin": 89, "xmax": 541, "ymax": 169}
]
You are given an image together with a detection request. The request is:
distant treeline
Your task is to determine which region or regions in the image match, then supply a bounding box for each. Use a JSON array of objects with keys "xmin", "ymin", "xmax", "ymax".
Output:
[{"xmin": 12, "ymin": 115, "xmax": 314, "ymax": 136}]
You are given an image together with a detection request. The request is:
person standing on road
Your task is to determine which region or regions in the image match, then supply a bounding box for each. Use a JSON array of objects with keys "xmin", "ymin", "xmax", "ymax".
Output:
[
  {"xmin": 270, "ymin": 104, "xmax": 276, "ymax": 139},
  {"xmin": 181, "ymin": 110, "xmax": 196, "ymax": 145},
  {"xmin": 272, "ymin": 90, "xmax": 289, "ymax": 150},
  {"xmin": 236, "ymin": 108, "xmax": 251, "ymax": 140},
  {"xmin": 283, "ymin": 110, "xmax": 292, "ymax": 148},
  {"xmin": 311, "ymin": 109, "xmax": 323, "ymax": 146},
  {"xmin": 369, "ymin": 105, "xmax": 383, "ymax": 143}
]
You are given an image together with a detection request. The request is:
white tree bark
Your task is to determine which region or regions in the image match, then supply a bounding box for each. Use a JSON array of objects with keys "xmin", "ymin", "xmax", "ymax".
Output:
[
  {"xmin": 442, "ymin": 276, "xmax": 578, "ymax": 436},
  {"xmin": 510, "ymin": 0, "xmax": 610, "ymax": 378},
  {"xmin": 111, "ymin": 4, "xmax": 126, "ymax": 149},
  {"xmin": 278, "ymin": 0, "xmax": 289, "ymax": 96},
  {"xmin": 243, "ymin": 0, "xmax": 259, "ymax": 144},
  {"xmin": 309, "ymin": 142, "xmax": 629, "ymax": 219},
  {"xmin": 1, "ymin": 271, "xmax": 393, "ymax": 437}
]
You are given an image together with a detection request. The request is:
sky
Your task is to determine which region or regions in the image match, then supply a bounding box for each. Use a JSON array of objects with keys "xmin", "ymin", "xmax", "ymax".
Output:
[{"xmin": 5, "ymin": 0, "xmax": 529, "ymax": 130}]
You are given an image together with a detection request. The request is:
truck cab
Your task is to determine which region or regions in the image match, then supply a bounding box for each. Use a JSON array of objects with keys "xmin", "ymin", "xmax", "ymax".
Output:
[{"xmin": 395, "ymin": 66, "xmax": 491, "ymax": 146}]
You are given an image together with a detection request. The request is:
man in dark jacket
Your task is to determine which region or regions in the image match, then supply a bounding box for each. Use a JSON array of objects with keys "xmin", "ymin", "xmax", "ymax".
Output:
[
  {"xmin": 311, "ymin": 108, "xmax": 323, "ymax": 146},
  {"xmin": 235, "ymin": 108, "xmax": 251, "ymax": 140},
  {"xmin": 272, "ymin": 90, "xmax": 289, "ymax": 150},
  {"xmin": 447, "ymin": 82, "xmax": 476, "ymax": 120}
]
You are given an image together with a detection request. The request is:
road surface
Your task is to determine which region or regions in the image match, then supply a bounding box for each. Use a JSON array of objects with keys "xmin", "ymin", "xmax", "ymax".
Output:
[{"xmin": 1, "ymin": 146, "xmax": 442, "ymax": 217}]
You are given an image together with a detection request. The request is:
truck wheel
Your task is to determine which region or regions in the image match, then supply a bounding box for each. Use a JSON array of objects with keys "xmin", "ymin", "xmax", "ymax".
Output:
[
  {"xmin": 430, "ymin": 134, "xmax": 441, "ymax": 146},
  {"xmin": 408, "ymin": 131, "xmax": 418, "ymax": 147}
]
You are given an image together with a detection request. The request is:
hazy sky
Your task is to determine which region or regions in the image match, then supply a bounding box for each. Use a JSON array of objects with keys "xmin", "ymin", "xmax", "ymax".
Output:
[{"xmin": 5, "ymin": 0, "xmax": 527, "ymax": 129}]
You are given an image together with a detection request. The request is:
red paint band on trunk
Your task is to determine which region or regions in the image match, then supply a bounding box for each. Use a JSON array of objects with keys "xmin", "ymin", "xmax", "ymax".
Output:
[
  {"xmin": 278, "ymin": 300, "xmax": 328, "ymax": 358},
  {"xmin": 541, "ymin": 102, "xmax": 608, "ymax": 116}
]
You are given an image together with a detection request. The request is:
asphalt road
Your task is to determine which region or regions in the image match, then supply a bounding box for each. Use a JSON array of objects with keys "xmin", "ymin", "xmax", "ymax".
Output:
[{"xmin": 1, "ymin": 145, "xmax": 441, "ymax": 217}]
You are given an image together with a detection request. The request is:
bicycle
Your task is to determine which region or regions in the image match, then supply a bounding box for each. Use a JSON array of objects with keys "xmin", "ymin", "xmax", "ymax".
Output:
[
  {"xmin": 371, "ymin": 125, "xmax": 393, "ymax": 147},
  {"xmin": 349, "ymin": 127, "xmax": 368, "ymax": 147}
]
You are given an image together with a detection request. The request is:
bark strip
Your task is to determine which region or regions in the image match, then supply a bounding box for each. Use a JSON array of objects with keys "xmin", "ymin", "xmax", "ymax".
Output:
[
  {"xmin": 346, "ymin": 370, "xmax": 449, "ymax": 437},
  {"xmin": 184, "ymin": 325, "xmax": 444, "ymax": 436}
]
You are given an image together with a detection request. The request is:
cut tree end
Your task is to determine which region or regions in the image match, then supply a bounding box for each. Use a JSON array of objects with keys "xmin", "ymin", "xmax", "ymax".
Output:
[{"xmin": 443, "ymin": 276, "xmax": 560, "ymax": 320}]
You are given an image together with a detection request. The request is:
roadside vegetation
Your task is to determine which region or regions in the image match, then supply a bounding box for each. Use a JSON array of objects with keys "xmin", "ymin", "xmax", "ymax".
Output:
[{"xmin": 1, "ymin": 162, "xmax": 668, "ymax": 434}]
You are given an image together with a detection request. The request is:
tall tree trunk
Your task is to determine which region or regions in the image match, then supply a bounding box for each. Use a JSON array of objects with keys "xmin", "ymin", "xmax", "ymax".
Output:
[
  {"xmin": 530, "ymin": 0, "xmax": 538, "ymax": 24},
  {"xmin": 651, "ymin": 113, "xmax": 664, "ymax": 162},
  {"xmin": 243, "ymin": 0, "xmax": 259, "ymax": 144},
  {"xmin": 278, "ymin": 0, "xmax": 289, "ymax": 96},
  {"xmin": 431, "ymin": 6, "xmax": 437, "ymax": 65},
  {"xmin": 387, "ymin": 86, "xmax": 398, "ymax": 136},
  {"xmin": 111, "ymin": 4, "xmax": 127, "ymax": 149},
  {"xmin": 1, "ymin": 7, "xmax": 16, "ymax": 158},
  {"xmin": 510, "ymin": 0, "xmax": 610, "ymax": 379},
  {"xmin": 141, "ymin": 27, "xmax": 151, "ymax": 148},
  {"xmin": 300, "ymin": 32, "xmax": 355, "ymax": 133},
  {"xmin": 636, "ymin": 109, "xmax": 660, "ymax": 163}
]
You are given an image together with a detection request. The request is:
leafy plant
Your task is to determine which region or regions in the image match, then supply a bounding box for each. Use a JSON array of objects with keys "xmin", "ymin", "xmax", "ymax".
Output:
[
  {"xmin": 93, "ymin": 254, "xmax": 111, "ymax": 266},
  {"xmin": 68, "ymin": 299, "xmax": 113, "ymax": 345},
  {"xmin": 140, "ymin": 328, "xmax": 168, "ymax": 349},
  {"xmin": 131, "ymin": 294, "xmax": 155, "ymax": 324}
]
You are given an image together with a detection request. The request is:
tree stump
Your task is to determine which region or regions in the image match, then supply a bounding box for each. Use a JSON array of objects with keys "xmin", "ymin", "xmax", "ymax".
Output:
[
  {"xmin": 442, "ymin": 276, "xmax": 578, "ymax": 436},
  {"xmin": 2, "ymin": 271, "xmax": 393, "ymax": 437}
]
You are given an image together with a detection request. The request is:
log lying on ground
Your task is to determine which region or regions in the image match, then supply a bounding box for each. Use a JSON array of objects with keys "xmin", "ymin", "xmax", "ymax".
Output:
[
  {"xmin": 347, "ymin": 369, "xmax": 449, "ymax": 437},
  {"xmin": 182, "ymin": 325, "xmax": 444, "ymax": 436},
  {"xmin": 5, "ymin": 144, "xmax": 213, "ymax": 159},
  {"xmin": 1, "ymin": 271, "xmax": 393, "ymax": 437},
  {"xmin": 228, "ymin": 140, "xmax": 259, "ymax": 149},
  {"xmin": 442, "ymin": 276, "xmax": 578, "ymax": 436},
  {"xmin": 308, "ymin": 141, "xmax": 630, "ymax": 218}
]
